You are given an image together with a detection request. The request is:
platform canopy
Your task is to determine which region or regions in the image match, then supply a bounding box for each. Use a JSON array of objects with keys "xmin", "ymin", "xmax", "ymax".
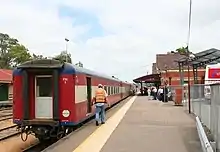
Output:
[
  {"xmin": 133, "ymin": 74, "xmax": 160, "ymax": 83},
  {"xmin": 177, "ymin": 48, "xmax": 220, "ymax": 67}
]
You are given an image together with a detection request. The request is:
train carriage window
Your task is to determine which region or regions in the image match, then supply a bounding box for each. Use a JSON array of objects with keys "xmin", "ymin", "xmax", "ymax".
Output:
[
  {"xmin": 113, "ymin": 86, "xmax": 114, "ymax": 94},
  {"xmin": 109, "ymin": 86, "xmax": 111, "ymax": 95},
  {"xmin": 104, "ymin": 86, "xmax": 107, "ymax": 92},
  {"xmin": 114, "ymin": 87, "xmax": 115, "ymax": 94},
  {"xmin": 36, "ymin": 77, "xmax": 52, "ymax": 97},
  {"xmin": 108, "ymin": 86, "xmax": 111, "ymax": 95},
  {"xmin": 111, "ymin": 86, "xmax": 114, "ymax": 95},
  {"xmin": 112, "ymin": 86, "xmax": 114, "ymax": 94}
]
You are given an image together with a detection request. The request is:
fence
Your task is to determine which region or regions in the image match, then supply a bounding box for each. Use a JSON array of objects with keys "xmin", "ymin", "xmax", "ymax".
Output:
[{"xmin": 189, "ymin": 84, "xmax": 220, "ymax": 151}]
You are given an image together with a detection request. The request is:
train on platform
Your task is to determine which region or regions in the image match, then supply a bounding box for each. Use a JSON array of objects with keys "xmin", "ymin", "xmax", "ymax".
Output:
[{"xmin": 12, "ymin": 59, "xmax": 134, "ymax": 141}]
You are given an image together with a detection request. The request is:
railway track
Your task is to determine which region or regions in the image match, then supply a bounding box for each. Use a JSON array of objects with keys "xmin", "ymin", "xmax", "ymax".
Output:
[
  {"xmin": 0, "ymin": 114, "xmax": 13, "ymax": 121},
  {"xmin": 0, "ymin": 124, "xmax": 20, "ymax": 141},
  {"xmin": 0, "ymin": 107, "xmax": 12, "ymax": 112}
]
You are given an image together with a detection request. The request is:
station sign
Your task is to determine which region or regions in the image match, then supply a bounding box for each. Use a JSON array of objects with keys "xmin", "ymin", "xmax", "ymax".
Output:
[{"xmin": 208, "ymin": 68, "xmax": 220, "ymax": 78}]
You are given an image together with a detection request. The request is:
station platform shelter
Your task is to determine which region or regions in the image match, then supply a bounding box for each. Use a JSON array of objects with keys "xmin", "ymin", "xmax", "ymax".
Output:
[
  {"xmin": 43, "ymin": 96, "xmax": 202, "ymax": 152},
  {"xmin": 133, "ymin": 73, "xmax": 161, "ymax": 95}
]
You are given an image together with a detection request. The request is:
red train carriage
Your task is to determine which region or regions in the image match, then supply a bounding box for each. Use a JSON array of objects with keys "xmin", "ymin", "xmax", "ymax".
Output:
[{"xmin": 13, "ymin": 59, "xmax": 131, "ymax": 141}]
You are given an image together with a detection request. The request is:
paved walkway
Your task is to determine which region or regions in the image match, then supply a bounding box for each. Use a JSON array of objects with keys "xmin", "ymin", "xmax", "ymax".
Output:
[
  {"xmin": 45, "ymin": 96, "xmax": 202, "ymax": 152},
  {"xmin": 100, "ymin": 96, "xmax": 201, "ymax": 152}
]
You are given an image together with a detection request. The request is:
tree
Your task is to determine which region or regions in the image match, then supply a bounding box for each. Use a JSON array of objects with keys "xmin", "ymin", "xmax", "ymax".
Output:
[
  {"xmin": 75, "ymin": 61, "xmax": 83, "ymax": 67},
  {"xmin": 32, "ymin": 53, "xmax": 47, "ymax": 60},
  {"xmin": 9, "ymin": 44, "xmax": 32, "ymax": 67},
  {"xmin": 0, "ymin": 33, "xmax": 32, "ymax": 68},
  {"xmin": 53, "ymin": 51, "xmax": 72, "ymax": 63},
  {"xmin": 175, "ymin": 46, "xmax": 191, "ymax": 55}
]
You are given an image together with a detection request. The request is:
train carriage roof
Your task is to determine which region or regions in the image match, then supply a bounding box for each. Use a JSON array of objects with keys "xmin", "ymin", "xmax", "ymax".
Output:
[
  {"xmin": 13, "ymin": 59, "xmax": 126, "ymax": 83},
  {"xmin": 67, "ymin": 63, "xmax": 122, "ymax": 82}
]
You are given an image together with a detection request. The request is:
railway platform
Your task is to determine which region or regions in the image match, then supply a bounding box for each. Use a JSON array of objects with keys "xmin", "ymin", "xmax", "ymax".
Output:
[{"xmin": 44, "ymin": 96, "xmax": 202, "ymax": 152}]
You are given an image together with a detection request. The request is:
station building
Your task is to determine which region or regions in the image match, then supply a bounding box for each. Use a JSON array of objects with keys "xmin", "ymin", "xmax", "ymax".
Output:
[
  {"xmin": 133, "ymin": 49, "xmax": 220, "ymax": 105},
  {"xmin": 0, "ymin": 69, "xmax": 13, "ymax": 101}
]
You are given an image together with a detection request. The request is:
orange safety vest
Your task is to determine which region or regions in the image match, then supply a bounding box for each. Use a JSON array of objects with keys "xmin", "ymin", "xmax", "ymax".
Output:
[{"xmin": 95, "ymin": 88, "xmax": 106, "ymax": 103}]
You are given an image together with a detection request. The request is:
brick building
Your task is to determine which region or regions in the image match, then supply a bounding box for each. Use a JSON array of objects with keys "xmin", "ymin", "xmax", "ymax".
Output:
[
  {"xmin": 153, "ymin": 52, "xmax": 205, "ymax": 105},
  {"xmin": 154, "ymin": 52, "xmax": 205, "ymax": 86},
  {"xmin": 0, "ymin": 69, "xmax": 13, "ymax": 101}
]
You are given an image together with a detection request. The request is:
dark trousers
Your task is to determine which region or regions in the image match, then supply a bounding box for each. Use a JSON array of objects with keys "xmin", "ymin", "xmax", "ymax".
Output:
[
  {"xmin": 153, "ymin": 92, "xmax": 157, "ymax": 100},
  {"xmin": 161, "ymin": 93, "xmax": 168, "ymax": 102}
]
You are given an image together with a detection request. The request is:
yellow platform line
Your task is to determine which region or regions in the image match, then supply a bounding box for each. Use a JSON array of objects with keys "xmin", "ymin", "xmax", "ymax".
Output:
[{"xmin": 73, "ymin": 96, "xmax": 137, "ymax": 152}]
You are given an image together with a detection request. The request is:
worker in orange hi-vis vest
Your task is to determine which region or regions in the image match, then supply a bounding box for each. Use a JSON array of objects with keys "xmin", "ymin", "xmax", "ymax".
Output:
[{"xmin": 93, "ymin": 84, "xmax": 109, "ymax": 126}]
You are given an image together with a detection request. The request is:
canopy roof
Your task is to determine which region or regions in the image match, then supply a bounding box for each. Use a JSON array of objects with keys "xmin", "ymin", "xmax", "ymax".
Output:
[
  {"xmin": 133, "ymin": 74, "xmax": 160, "ymax": 83},
  {"xmin": 177, "ymin": 48, "xmax": 220, "ymax": 67}
]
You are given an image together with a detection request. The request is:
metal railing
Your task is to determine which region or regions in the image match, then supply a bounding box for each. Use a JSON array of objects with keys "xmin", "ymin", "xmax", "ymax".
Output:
[
  {"xmin": 189, "ymin": 84, "xmax": 218, "ymax": 151},
  {"xmin": 196, "ymin": 116, "xmax": 214, "ymax": 152}
]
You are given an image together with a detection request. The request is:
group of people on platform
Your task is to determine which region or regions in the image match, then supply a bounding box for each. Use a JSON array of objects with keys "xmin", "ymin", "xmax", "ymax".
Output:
[{"xmin": 142, "ymin": 86, "xmax": 169, "ymax": 102}]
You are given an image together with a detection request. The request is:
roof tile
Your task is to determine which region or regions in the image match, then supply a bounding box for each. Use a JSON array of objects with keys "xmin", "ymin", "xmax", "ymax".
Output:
[
  {"xmin": 0, "ymin": 69, "xmax": 12, "ymax": 83},
  {"xmin": 156, "ymin": 53, "xmax": 185, "ymax": 71}
]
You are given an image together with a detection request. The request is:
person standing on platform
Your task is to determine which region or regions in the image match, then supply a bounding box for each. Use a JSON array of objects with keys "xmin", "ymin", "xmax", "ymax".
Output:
[
  {"xmin": 153, "ymin": 87, "xmax": 157, "ymax": 100},
  {"xmin": 93, "ymin": 84, "xmax": 108, "ymax": 126},
  {"xmin": 147, "ymin": 87, "xmax": 151, "ymax": 99},
  {"xmin": 157, "ymin": 86, "xmax": 163, "ymax": 101}
]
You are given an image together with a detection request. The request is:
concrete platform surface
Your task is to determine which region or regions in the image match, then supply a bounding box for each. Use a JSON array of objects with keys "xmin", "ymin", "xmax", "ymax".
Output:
[
  {"xmin": 101, "ymin": 96, "xmax": 202, "ymax": 152},
  {"xmin": 45, "ymin": 96, "xmax": 202, "ymax": 152}
]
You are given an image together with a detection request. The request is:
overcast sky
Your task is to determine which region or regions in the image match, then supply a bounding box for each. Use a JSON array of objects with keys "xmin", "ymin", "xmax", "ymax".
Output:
[{"xmin": 0, "ymin": 0, "xmax": 219, "ymax": 82}]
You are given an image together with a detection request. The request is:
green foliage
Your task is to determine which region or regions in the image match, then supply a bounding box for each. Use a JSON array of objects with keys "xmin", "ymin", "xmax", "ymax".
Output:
[
  {"xmin": 32, "ymin": 53, "xmax": 47, "ymax": 60},
  {"xmin": 0, "ymin": 32, "xmax": 82, "ymax": 69},
  {"xmin": 9, "ymin": 44, "xmax": 32, "ymax": 67},
  {"xmin": 75, "ymin": 61, "xmax": 83, "ymax": 67},
  {"xmin": 53, "ymin": 51, "xmax": 72, "ymax": 63},
  {"xmin": 175, "ymin": 46, "xmax": 192, "ymax": 55},
  {"xmin": 0, "ymin": 33, "xmax": 32, "ymax": 68},
  {"xmin": 175, "ymin": 47, "xmax": 187, "ymax": 54}
]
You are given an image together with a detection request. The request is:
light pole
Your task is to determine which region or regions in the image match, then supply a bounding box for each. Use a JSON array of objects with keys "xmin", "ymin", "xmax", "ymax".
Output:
[
  {"xmin": 186, "ymin": 0, "xmax": 192, "ymax": 113},
  {"xmin": 65, "ymin": 38, "xmax": 69, "ymax": 62}
]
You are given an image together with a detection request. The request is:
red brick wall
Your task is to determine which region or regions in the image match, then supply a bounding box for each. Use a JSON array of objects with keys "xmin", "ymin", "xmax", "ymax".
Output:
[
  {"xmin": 160, "ymin": 70, "xmax": 205, "ymax": 85},
  {"xmin": 160, "ymin": 70, "xmax": 205, "ymax": 105}
]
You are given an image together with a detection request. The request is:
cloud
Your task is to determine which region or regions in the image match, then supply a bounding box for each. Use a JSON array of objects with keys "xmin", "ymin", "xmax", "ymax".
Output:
[{"xmin": 0, "ymin": 0, "xmax": 219, "ymax": 82}]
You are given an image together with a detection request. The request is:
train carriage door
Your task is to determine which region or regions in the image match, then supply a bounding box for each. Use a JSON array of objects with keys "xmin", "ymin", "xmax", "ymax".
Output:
[
  {"xmin": 86, "ymin": 77, "xmax": 92, "ymax": 113},
  {"xmin": 35, "ymin": 75, "xmax": 53, "ymax": 119}
]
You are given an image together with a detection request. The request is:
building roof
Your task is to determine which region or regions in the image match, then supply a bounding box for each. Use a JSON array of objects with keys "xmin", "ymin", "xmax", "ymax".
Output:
[
  {"xmin": 156, "ymin": 53, "xmax": 185, "ymax": 71},
  {"xmin": 177, "ymin": 48, "xmax": 220, "ymax": 67},
  {"xmin": 0, "ymin": 69, "xmax": 12, "ymax": 83},
  {"xmin": 133, "ymin": 74, "xmax": 161, "ymax": 83}
]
